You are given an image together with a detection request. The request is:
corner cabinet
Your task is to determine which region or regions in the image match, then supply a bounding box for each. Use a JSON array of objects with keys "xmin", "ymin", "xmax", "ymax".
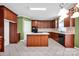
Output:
[
  {"xmin": 4, "ymin": 6, "xmax": 17, "ymax": 23},
  {"xmin": 0, "ymin": 6, "xmax": 18, "ymax": 52},
  {"xmin": 49, "ymin": 32, "xmax": 74, "ymax": 48}
]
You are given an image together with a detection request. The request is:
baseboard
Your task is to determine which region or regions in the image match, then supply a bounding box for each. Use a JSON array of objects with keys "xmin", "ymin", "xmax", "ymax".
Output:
[
  {"xmin": 74, "ymin": 47, "xmax": 79, "ymax": 48},
  {"xmin": 20, "ymin": 39, "xmax": 24, "ymax": 41}
]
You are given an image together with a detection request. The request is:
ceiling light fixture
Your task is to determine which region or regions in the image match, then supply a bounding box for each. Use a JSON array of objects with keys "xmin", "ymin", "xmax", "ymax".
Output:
[
  {"xmin": 76, "ymin": 3, "xmax": 79, "ymax": 8},
  {"xmin": 58, "ymin": 8, "xmax": 69, "ymax": 16},
  {"xmin": 30, "ymin": 8, "xmax": 47, "ymax": 11},
  {"xmin": 58, "ymin": 3, "xmax": 69, "ymax": 16},
  {"xmin": 71, "ymin": 4, "xmax": 79, "ymax": 18}
]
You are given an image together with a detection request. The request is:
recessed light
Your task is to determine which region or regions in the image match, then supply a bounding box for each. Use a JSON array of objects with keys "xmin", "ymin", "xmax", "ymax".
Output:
[{"xmin": 30, "ymin": 8, "xmax": 47, "ymax": 11}]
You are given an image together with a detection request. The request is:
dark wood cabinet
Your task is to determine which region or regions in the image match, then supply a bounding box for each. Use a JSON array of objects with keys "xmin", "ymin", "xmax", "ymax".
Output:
[
  {"xmin": 0, "ymin": 6, "xmax": 4, "ymax": 52},
  {"xmin": 0, "ymin": 6, "xmax": 17, "ymax": 23},
  {"xmin": 4, "ymin": 6, "xmax": 17, "ymax": 23},
  {"xmin": 64, "ymin": 17, "xmax": 75, "ymax": 27},
  {"xmin": 9, "ymin": 23, "xmax": 18, "ymax": 43},
  {"xmin": 0, "ymin": 36, "xmax": 4, "ymax": 52},
  {"xmin": 49, "ymin": 32, "xmax": 59, "ymax": 42},
  {"xmin": 54, "ymin": 33, "xmax": 59, "ymax": 42},
  {"xmin": 64, "ymin": 17, "xmax": 70, "ymax": 27},
  {"xmin": 72, "ymin": 18, "xmax": 75, "ymax": 26},
  {"xmin": 65, "ymin": 34, "xmax": 74, "ymax": 48},
  {"xmin": 0, "ymin": 6, "xmax": 4, "ymax": 36},
  {"xmin": 32, "ymin": 20, "xmax": 38, "ymax": 27},
  {"xmin": 32, "ymin": 20, "xmax": 55, "ymax": 28},
  {"xmin": 0, "ymin": 6, "xmax": 17, "ymax": 52},
  {"xmin": 49, "ymin": 32, "xmax": 74, "ymax": 48},
  {"xmin": 52, "ymin": 20, "xmax": 55, "ymax": 28},
  {"xmin": 27, "ymin": 35, "xmax": 48, "ymax": 47}
]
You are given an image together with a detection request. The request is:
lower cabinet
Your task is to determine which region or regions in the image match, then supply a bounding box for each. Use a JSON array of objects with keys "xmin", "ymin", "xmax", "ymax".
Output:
[
  {"xmin": 65, "ymin": 34, "xmax": 74, "ymax": 48},
  {"xmin": 9, "ymin": 23, "xmax": 19, "ymax": 43},
  {"xmin": 27, "ymin": 35, "xmax": 48, "ymax": 47},
  {"xmin": 49, "ymin": 32, "xmax": 59, "ymax": 42},
  {"xmin": 0, "ymin": 36, "xmax": 4, "ymax": 52},
  {"xmin": 49, "ymin": 32, "xmax": 74, "ymax": 48}
]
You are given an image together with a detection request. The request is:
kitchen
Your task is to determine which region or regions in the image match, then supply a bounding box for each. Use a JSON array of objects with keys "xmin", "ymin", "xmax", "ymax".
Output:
[
  {"xmin": 26, "ymin": 17, "xmax": 75, "ymax": 47},
  {"xmin": 0, "ymin": 3, "xmax": 79, "ymax": 56}
]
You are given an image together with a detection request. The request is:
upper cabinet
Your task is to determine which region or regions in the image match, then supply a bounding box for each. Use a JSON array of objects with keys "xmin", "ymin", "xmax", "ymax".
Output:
[
  {"xmin": 0, "ymin": 6, "xmax": 17, "ymax": 23},
  {"xmin": 32, "ymin": 20, "xmax": 55, "ymax": 28},
  {"xmin": 72, "ymin": 18, "xmax": 75, "ymax": 26},
  {"xmin": 64, "ymin": 17, "xmax": 70, "ymax": 27},
  {"xmin": 64, "ymin": 17, "xmax": 75, "ymax": 27},
  {"xmin": 32, "ymin": 20, "xmax": 38, "ymax": 27}
]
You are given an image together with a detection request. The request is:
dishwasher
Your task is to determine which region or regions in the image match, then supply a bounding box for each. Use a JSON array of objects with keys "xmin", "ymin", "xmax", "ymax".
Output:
[{"xmin": 58, "ymin": 34, "xmax": 65, "ymax": 46}]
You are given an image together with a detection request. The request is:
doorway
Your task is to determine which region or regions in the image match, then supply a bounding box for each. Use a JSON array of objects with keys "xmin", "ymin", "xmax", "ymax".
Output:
[
  {"xmin": 23, "ymin": 20, "xmax": 31, "ymax": 42},
  {"xmin": 4, "ymin": 19, "xmax": 10, "ymax": 47}
]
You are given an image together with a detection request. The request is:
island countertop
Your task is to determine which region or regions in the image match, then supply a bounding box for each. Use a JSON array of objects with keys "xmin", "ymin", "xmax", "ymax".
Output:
[
  {"xmin": 38, "ymin": 27, "xmax": 75, "ymax": 34},
  {"xmin": 27, "ymin": 33, "xmax": 49, "ymax": 46},
  {"xmin": 27, "ymin": 32, "xmax": 49, "ymax": 35}
]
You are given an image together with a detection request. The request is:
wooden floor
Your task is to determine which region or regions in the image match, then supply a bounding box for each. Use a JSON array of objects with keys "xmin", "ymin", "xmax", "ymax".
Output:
[{"xmin": 0, "ymin": 38, "xmax": 79, "ymax": 56}]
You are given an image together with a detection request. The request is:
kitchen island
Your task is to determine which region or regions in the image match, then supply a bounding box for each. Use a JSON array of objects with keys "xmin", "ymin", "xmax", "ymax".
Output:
[
  {"xmin": 27, "ymin": 32, "xmax": 49, "ymax": 47},
  {"xmin": 38, "ymin": 27, "xmax": 75, "ymax": 48}
]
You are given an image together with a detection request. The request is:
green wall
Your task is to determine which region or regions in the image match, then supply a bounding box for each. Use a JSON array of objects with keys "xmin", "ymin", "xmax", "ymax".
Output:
[
  {"xmin": 17, "ymin": 16, "xmax": 30, "ymax": 40},
  {"xmin": 17, "ymin": 17, "xmax": 24, "ymax": 40},
  {"xmin": 75, "ymin": 17, "xmax": 79, "ymax": 47}
]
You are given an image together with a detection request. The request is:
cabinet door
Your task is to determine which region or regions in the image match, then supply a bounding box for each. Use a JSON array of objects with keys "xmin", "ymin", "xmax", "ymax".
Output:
[
  {"xmin": 54, "ymin": 33, "xmax": 59, "ymax": 42},
  {"xmin": 52, "ymin": 20, "xmax": 55, "ymax": 28},
  {"xmin": 4, "ymin": 8, "xmax": 17, "ymax": 23},
  {"xmin": 40, "ymin": 35, "xmax": 48, "ymax": 46},
  {"xmin": 49, "ymin": 32, "xmax": 52, "ymax": 38},
  {"xmin": 0, "ymin": 39, "xmax": 2, "ymax": 50},
  {"xmin": 9, "ymin": 23, "xmax": 18, "ymax": 43},
  {"xmin": 65, "ymin": 34, "xmax": 74, "ymax": 48},
  {"xmin": 27, "ymin": 35, "xmax": 40, "ymax": 46},
  {"xmin": 64, "ymin": 17, "xmax": 70, "ymax": 27},
  {"xmin": 32, "ymin": 35, "xmax": 40, "ymax": 46},
  {"xmin": 72, "ymin": 18, "xmax": 75, "ymax": 26},
  {"xmin": 32, "ymin": 20, "xmax": 38, "ymax": 27},
  {"xmin": 51, "ymin": 32, "xmax": 55, "ymax": 39},
  {"xmin": 0, "ymin": 37, "xmax": 4, "ymax": 52},
  {"xmin": 27, "ymin": 35, "xmax": 33, "ymax": 46}
]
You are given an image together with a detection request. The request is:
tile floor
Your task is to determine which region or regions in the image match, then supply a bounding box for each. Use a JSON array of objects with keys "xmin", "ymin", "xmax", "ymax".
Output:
[{"xmin": 0, "ymin": 38, "xmax": 79, "ymax": 56}]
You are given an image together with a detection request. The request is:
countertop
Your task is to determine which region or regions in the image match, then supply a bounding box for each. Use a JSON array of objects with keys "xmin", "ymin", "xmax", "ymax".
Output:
[
  {"xmin": 38, "ymin": 27, "xmax": 75, "ymax": 34},
  {"xmin": 27, "ymin": 32, "xmax": 49, "ymax": 35}
]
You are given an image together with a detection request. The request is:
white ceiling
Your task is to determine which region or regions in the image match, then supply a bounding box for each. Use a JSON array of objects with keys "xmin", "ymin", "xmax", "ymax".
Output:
[{"xmin": 0, "ymin": 3, "xmax": 74, "ymax": 20}]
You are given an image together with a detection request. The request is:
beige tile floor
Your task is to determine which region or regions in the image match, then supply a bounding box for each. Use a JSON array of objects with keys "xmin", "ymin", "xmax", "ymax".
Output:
[{"xmin": 0, "ymin": 38, "xmax": 79, "ymax": 56}]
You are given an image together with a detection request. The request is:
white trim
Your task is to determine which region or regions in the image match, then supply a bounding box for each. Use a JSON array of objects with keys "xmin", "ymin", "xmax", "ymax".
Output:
[
  {"xmin": 4, "ymin": 19, "xmax": 16, "ymax": 23},
  {"xmin": 74, "ymin": 47, "xmax": 78, "ymax": 48}
]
